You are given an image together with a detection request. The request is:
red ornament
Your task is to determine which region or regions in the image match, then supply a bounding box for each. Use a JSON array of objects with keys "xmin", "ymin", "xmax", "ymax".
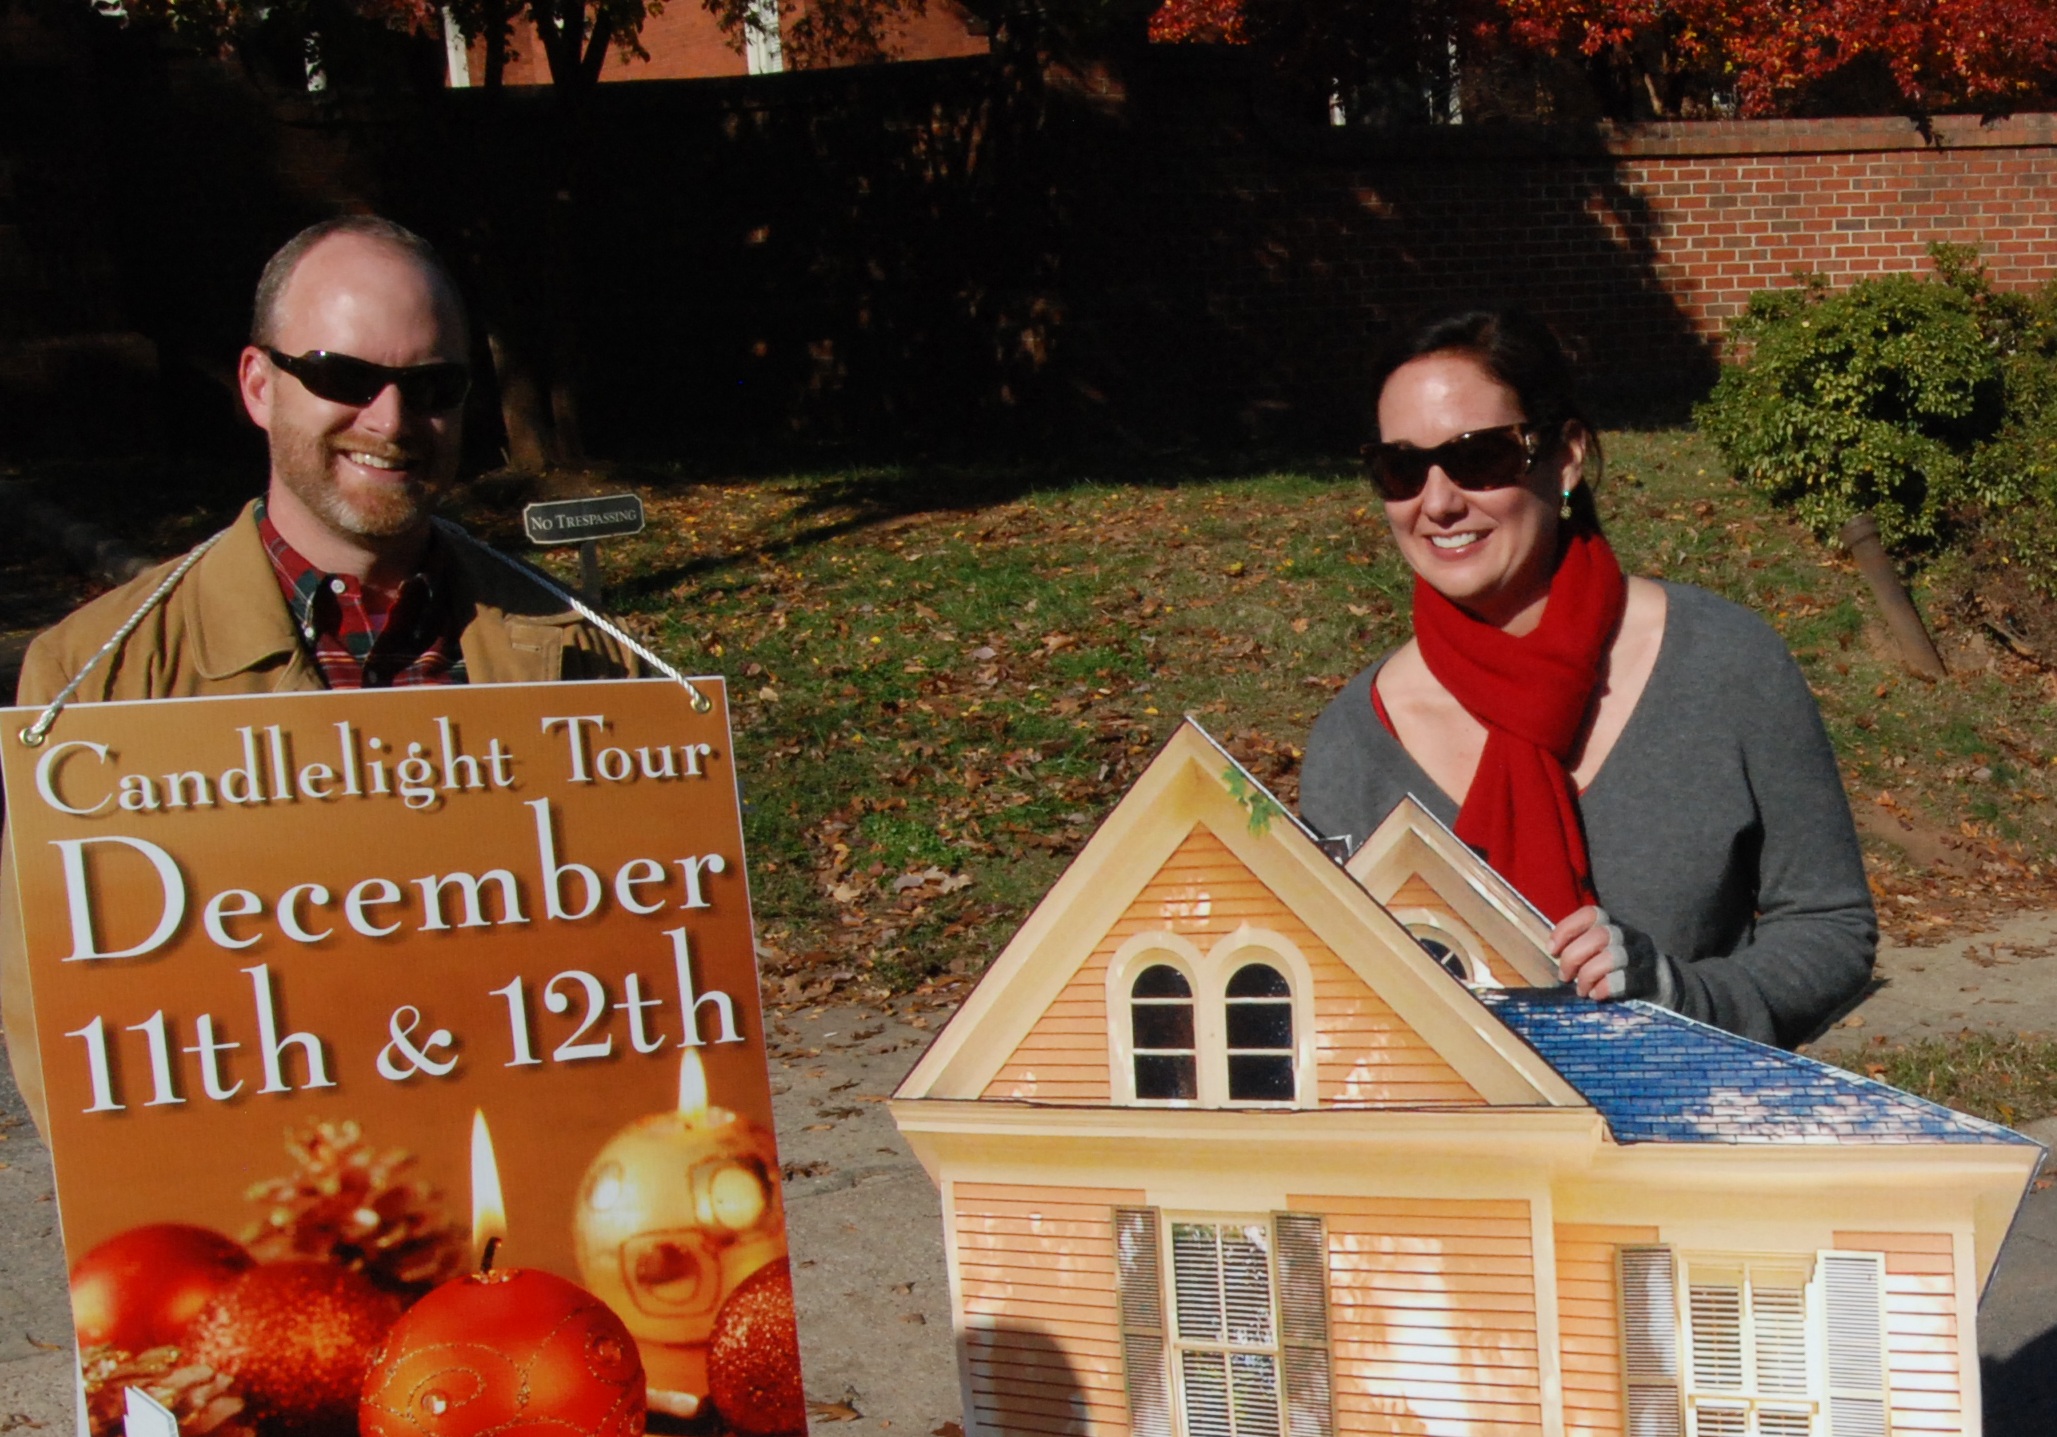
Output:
[
  {"xmin": 188, "ymin": 1261, "xmax": 402, "ymax": 1436},
  {"xmin": 70, "ymin": 1223, "xmax": 254, "ymax": 1354},
  {"xmin": 358, "ymin": 1267, "xmax": 646, "ymax": 1436},
  {"xmin": 706, "ymin": 1260, "xmax": 804, "ymax": 1436}
]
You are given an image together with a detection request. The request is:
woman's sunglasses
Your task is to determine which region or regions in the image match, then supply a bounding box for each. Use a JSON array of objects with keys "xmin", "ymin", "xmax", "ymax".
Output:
[
  {"xmin": 1361, "ymin": 423, "xmax": 1549, "ymax": 503},
  {"xmin": 264, "ymin": 348, "xmax": 472, "ymax": 414}
]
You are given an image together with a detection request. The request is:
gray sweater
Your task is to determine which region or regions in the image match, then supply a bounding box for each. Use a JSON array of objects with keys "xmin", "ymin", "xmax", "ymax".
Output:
[{"xmin": 1300, "ymin": 582, "xmax": 1876, "ymax": 1048}]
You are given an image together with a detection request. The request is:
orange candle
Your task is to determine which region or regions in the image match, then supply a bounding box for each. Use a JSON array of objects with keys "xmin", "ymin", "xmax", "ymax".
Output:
[{"xmin": 358, "ymin": 1112, "xmax": 647, "ymax": 1436}]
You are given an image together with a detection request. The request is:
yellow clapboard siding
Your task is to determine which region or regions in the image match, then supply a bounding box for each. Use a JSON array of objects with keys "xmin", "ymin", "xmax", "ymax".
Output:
[
  {"xmin": 1309, "ymin": 1195, "xmax": 1532, "ymax": 1219},
  {"xmin": 1333, "ymin": 1337, "xmax": 1542, "ymax": 1367},
  {"xmin": 966, "ymin": 1334, "xmax": 1126, "ymax": 1365},
  {"xmin": 1554, "ymin": 1224, "xmax": 1638, "ymax": 1437},
  {"xmin": 953, "ymin": 1184, "xmax": 1128, "ymax": 1437},
  {"xmin": 1329, "ymin": 1368, "xmax": 1542, "ymax": 1401},
  {"xmin": 959, "ymin": 1217, "xmax": 1127, "ymax": 1244},
  {"xmin": 973, "ymin": 1356, "xmax": 1127, "ymax": 1388},
  {"xmin": 1323, "ymin": 1198, "xmax": 1543, "ymax": 1436},
  {"xmin": 968, "ymin": 1387, "xmax": 1129, "ymax": 1420},
  {"xmin": 962, "ymin": 1256, "xmax": 1123, "ymax": 1282},
  {"xmin": 957, "ymin": 1193, "xmax": 1143, "ymax": 1218},
  {"xmin": 970, "ymin": 1404, "xmax": 1116, "ymax": 1437},
  {"xmin": 1328, "ymin": 1235, "xmax": 1538, "ymax": 1260},
  {"xmin": 961, "ymin": 1279, "xmax": 1120, "ymax": 1310}
]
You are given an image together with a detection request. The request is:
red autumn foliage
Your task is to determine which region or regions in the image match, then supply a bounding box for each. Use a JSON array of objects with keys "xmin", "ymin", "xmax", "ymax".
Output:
[
  {"xmin": 1498, "ymin": 0, "xmax": 2057, "ymax": 115},
  {"xmin": 1151, "ymin": 0, "xmax": 2057, "ymax": 117},
  {"xmin": 1148, "ymin": 0, "xmax": 1244, "ymax": 44}
]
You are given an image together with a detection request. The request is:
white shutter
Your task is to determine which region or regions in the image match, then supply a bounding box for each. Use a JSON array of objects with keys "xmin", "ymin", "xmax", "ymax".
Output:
[
  {"xmin": 1117, "ymin": 1208, "xmax": 1176, "ymax": 1437},
  {"xmin": 1751, "ymin": 1281, "xmax": 1809, "ymax": 1398},
  {"xmin": 1272, "ymin": 1214, "xmax": 1334, "ymax": 1437},
  {"xmin": 1621, "ymin": 1246, "xmax": 1684, "ymax": 1437},
  {"xmin": 1690, "ymin": 1405, "xmax": 1747, "ymax": 1437},
  {"xmin": 1689, "ymin": 1271, "xmax": 1746, "ymax": 1393},
  {"xmin": 1821, "ymin": 1253, "xmax": 1888, "ymax": 1437}
]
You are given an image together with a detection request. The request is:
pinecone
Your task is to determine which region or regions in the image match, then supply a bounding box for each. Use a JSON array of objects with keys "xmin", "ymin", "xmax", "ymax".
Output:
[
  {"xmin": 81, "ymin": 1344, "xmax": 255, "ymax": 1437},
  {"xmin": 242, "ymin": 1120, "xmax": 466, "ymax": 1297}
]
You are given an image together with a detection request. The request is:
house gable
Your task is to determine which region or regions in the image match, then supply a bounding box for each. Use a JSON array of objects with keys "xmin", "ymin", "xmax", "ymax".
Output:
[
  {"xmin": 1347, "ymin": 795, "xmax": 1561, "ymax": 989},
  {"xmin": 983, "ymin": 823, "xmax": 1489, "ymax": 1108},
  {"xmin": 899, "ymin": 721, "xmax": 1584, "ymax": 1110}
]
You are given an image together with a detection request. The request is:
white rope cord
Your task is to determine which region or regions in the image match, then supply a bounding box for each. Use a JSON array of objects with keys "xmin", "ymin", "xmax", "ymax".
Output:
[
  {"xmin": 435, "ymin": 519, "xmax": 711, "ymax": 712},
  {"xmin": 17, "ymin": 527, "xmax": 231, "ymax": 748},
  {"xmin": 16, "ymin": 518, "xmax": 709, "ymax": 750}
]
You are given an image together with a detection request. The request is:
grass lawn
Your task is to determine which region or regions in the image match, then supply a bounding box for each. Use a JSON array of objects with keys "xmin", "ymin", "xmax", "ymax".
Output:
[
  {"xmin": 458, "ymin": 430, "xmax": 2057, "ymax": 1009},
  {"xmin": 19, "ymin": 429, "xmax": 2057, "ymax": 1121}
]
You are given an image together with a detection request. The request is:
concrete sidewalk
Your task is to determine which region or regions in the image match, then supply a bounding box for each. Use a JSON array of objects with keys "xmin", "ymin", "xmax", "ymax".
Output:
[{"xmin": 4, "ymin": 921, "xmax": 2056, "ymax": 1435}]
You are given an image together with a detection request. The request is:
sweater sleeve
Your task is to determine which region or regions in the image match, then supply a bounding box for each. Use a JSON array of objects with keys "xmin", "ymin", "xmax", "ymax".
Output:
[{"xmin": 1659, "ymin": 622, "xmax": 1877, "ymax": 1047}]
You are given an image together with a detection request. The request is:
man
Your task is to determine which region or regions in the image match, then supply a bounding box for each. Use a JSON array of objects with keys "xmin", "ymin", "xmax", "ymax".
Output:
[{"xmin": 1, "ymin": 214, "xmax": 638, "ymax": 1133}]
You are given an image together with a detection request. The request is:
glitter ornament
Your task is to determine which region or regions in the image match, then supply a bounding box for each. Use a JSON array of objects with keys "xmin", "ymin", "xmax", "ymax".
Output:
[
  {"xmin": 70, "ymin": 1224, "xmax": 254, "ymax": 1354},
  {"xmin": 574, "ymin": 1052, "xmax": 786, "ymax": 1415},
  {"xmin": 358, "ymin": 1265, "xmax": 646, "ymax": 1436},
  {"xmin": 187, "ymin": 1261, "xmax": 402, "ymax": 1436},
  {"xmin": 706, "ymin": 1260, "xmax": 804, "ymax": 1436}
]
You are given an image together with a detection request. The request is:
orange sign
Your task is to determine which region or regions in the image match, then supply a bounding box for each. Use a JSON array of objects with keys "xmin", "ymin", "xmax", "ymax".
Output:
[{"xmin": 2, "ymin": 678, "xmax": 802, "ymax": 1434}]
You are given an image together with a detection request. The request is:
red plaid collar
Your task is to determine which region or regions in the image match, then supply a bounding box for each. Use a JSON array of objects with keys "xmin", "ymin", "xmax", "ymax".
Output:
[{"xmin": 256, "ymin": 500, "xmax": 467, "ymax": 689}]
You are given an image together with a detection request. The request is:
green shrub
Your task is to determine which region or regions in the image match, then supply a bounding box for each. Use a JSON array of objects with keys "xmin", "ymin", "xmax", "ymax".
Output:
[{"xmin": 1697, "ymin": 250, "xmax": 2007, "ymax": 546}]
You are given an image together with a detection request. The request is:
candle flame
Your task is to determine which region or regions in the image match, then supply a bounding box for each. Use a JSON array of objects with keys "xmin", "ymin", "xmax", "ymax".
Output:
[
  {"xmin": 471, "ymin": 1109, "xmax": 507, "ymax": 1256},
  {"xmin": 678, "ymin": 1047, "xmax": 708, "ymax": 1119}
]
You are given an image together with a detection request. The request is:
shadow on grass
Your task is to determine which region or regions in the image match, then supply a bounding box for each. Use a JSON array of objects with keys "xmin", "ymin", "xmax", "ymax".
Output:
[{"xmin": 600, "ymin": 453, "xmax": 1364, "ymax": 604}]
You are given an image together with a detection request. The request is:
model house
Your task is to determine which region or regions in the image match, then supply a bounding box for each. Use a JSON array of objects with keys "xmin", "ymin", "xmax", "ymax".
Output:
[{"xmin": 890, "ymin": 721, "xmax": 2040, "ymax": 1437}]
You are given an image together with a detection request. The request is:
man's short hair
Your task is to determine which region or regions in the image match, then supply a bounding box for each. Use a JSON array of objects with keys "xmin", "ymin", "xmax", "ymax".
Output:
[{"xmin": 250, "ymin": 214, "xmax": 468, "ymax": 348}]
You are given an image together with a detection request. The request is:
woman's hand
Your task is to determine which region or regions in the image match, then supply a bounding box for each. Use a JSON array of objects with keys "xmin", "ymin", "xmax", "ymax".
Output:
[{"xmin": 1549, "ymin": 906, "xmax": 1675, "ymax": 1005}]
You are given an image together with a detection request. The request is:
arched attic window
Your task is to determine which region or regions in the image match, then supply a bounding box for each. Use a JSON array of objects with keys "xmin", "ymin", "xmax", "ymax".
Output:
[
  {"xmin": 1224, "ymin": 963, "xmax": 1294, "ymax": 1103},
  {"xmin": 1131, "ymin": 964, "xmax": 1198, "ymax": 1101}
]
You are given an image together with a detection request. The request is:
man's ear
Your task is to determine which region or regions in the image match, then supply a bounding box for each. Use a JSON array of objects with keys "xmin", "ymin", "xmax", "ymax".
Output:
[{"xmin": 238, "ymin": 345, "xmax": 275, "ymax": 433}]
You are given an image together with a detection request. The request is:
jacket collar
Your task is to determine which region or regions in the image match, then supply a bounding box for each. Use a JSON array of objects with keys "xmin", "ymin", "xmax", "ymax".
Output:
[{"xmin": 185, "ymin": 500, "xmax": 308, "ymax": 683}]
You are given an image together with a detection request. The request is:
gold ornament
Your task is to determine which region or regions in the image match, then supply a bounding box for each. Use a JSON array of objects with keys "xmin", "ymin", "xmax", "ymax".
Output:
[
  {"xmin": 1560, "ymin": 489, "xmax": 1574, "ymax": 521},
  {"xmin": 574, "ymin": 1051, "xmax": 786, "ymax": 1418}
]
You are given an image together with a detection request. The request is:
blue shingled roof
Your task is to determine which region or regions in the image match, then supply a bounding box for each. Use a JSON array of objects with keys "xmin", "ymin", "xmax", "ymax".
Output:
[{"xmin": 1480, "ymin": 989, "xmax": 2034, "ymax": 1146}]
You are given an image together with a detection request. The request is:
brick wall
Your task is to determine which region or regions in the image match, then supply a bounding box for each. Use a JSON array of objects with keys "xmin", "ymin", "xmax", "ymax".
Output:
[{"xmin": 1065, "ymin": 70, "xmax": 2057, "ymax": 439}]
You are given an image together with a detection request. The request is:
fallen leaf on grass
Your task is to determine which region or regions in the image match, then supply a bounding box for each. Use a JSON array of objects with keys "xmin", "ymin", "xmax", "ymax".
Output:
[
  {"xmin": 934, "ymin": 1422, "xmax": 965, "ymax": 1437},
  {"xmin": 892, "ymin": 1281, "xmax": 916, "ymax": 1295},
  {"xmin": 901, "ymin": 1313, "xmax": 928, "ymax": 1325},
  {"xmin": 810, "ymin": 1401, "xmax": 863, "ymax": 1423}
]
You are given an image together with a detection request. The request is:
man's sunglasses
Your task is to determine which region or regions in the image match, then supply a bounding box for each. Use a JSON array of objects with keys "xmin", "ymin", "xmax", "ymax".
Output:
[
  {"xmin": 1361, "ymin": 423, "xmax": 1550, "ymax": 503},
  {"xmin": 264, "ymin": 348, "xmax": 471, "ymax": 413}
]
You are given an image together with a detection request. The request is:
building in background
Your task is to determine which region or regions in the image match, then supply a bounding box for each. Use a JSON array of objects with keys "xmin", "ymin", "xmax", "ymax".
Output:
[{"xmin": 450, "ymin": 0, "xmax": 988, "ymax": 86}]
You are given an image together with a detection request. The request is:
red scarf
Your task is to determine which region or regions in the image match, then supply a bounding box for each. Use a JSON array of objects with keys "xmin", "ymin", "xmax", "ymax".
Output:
[{"xmin": 1408, "ymin": 523, "xmax": 1627, "ymax": 922}]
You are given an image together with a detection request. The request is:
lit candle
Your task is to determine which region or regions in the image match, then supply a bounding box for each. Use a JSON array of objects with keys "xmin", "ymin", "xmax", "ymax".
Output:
[
  {"xmin": 358, "ymin": 1111, "xmax": 647, "ymax": 1436},
  {"xmin": 574, "ymin": 1050, "xmax": 787, "ymax": 1419}
]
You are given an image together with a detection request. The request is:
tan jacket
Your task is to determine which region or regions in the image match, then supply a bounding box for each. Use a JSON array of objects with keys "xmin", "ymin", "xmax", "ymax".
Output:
[{"xmin": 1, "ymin": 502, "xmax": 639, "ymax": 1132}]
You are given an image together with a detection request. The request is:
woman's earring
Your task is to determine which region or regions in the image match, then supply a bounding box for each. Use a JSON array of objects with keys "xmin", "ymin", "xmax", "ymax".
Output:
[{"xmin": 1559, "ymin": 490, "xmax": 1573, "ymax": 521}]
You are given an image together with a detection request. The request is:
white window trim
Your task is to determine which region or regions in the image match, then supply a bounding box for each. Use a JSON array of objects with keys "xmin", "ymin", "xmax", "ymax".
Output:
[
  {"xmin": 1108, "ymin": 932, "xmax": 1207, "ymax": 1107},
  {"xmin": 1390, "ymin": 908, "xmax": 1500, "ymax": 988},
  {"xmin": 1162, "ymin": 1213, "xmax": 1288, "ymax": 1437},
  {"xmin": 1624, "ymin": 1247, "xmax": 1890, "ymax": 1437},
  {"xmin": 1107, "ymin": 929, "xmax": 1316, "ymax": 1108}
]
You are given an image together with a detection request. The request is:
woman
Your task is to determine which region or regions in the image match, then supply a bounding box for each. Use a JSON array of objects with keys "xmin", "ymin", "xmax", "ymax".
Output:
[{"xmin": 1300, "ymin": 309, "xmax": 1874, "ymax": 1048}]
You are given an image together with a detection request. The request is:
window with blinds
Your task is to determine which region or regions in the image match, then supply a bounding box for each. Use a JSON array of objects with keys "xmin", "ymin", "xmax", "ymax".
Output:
[
  {"xmin": 1620, "ymin": 1248, "xmax": 1890, "ymax": 1437},
  {"xmin": 1115, "ymin": 1211, "xmax": 1334, "ymax": 1437}
]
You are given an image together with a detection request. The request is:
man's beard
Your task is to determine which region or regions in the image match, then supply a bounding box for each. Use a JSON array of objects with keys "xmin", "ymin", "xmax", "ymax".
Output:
[{"xmin": 270, "ymin": 424, "xmax": 437, "ymax": 540}]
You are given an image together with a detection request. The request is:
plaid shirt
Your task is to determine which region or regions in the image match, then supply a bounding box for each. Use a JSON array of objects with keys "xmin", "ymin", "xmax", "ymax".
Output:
[{"xmin": 257, "ymin": 501, "xmax": 467, "ymax": 689}]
